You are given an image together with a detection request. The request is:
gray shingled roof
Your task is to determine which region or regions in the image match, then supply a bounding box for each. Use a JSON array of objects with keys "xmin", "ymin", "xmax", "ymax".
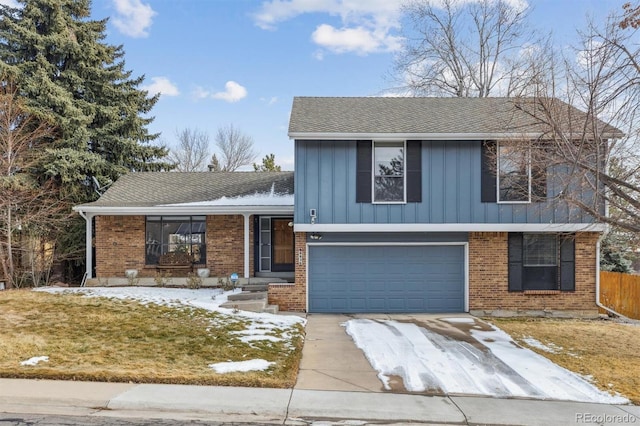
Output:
[
  {"xmin": 79, "ymin": 171, "xmax": 294, "ymax": 208},
  {"xmin": 288, "ymin": 97, "xmax": 622, "ymax": 137}
]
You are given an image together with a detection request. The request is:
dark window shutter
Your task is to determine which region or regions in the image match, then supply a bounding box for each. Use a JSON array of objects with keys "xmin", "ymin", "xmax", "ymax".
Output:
[
  {"xmin": 406, "ymin": 140, "xmax": 422, "ymax": 202},
  {"xmin": 560, "ymin": 236, "xmax": 575, "ymax": 291},
  {"xmin": 508, "ymin": 233, "xmax": 523, "ymax": 292},
  {"xmin": 481, "ymin": 141, "xmax": 497, "ymax": 202},
  {"xmin": 356, "ymin": 140, "xmax": 372, "ymax": 203}
]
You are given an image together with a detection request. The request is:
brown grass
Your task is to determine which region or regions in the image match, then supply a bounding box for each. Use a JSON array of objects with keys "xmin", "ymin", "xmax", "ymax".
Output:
[
  {"xmin": 491, "ymin": 317, "xmax": 640, "ymax": 404},
  {"xmin": 0, "ymin": 289, "xmax": 304, "ymax": 387}
]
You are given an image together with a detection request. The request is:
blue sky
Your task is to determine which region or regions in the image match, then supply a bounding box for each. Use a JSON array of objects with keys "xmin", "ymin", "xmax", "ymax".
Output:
[{"xmin": 45, "ymin": 1, "xmax": 637, "ymax": 169}]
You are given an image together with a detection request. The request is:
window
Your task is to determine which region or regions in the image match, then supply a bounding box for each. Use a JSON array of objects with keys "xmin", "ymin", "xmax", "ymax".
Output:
[
  {"xmin": 145, "ymin": 216, "xmax": 206, "ymax": 265},
  {"xmin": 523, "ymin": 234, "xmax": 557, "ymax": 266},
  {"xmin": 373, "ymin": 141, "xmax": 405, "ymax": 203},
  {"xmin": 498, "ymin": 141, "xmax": 530, "ymax": 202},
  {"xmin": 508, "ymin": 233, "xmax": 575, "ymax": 292}
]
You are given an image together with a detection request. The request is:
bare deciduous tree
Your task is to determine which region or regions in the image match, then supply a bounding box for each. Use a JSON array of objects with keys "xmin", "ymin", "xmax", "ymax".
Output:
[
  {"xmin": 395, "ymin": 0, "xmax": 535, "ymax": 97},
  {"xmin": 213, "ymin": 124, "xmax": 257, "ymax": 171},
  {"xmin": 168, "ymin": 128, "xmax": 211, "ymax": 172},
  {"xmin": 508, "ymin": 7, "xmax": 640, "ymax": 233},
  {"xmin": 0, "ymin": 79, "xmax": 72, "ymax": 288}
]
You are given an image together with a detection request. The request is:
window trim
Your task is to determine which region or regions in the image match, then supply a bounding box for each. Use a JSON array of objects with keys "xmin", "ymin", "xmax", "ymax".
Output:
[
  {"xmin": 497, "ymin": 140, "xmax": 532, "ymax": 204},
  {"xmin": 372, "ymin": 140, "xmax": 407, "ymax": 204},
  {"xmin": 145, "ymin": 215, "xmax": 206, "ymax": 266}
]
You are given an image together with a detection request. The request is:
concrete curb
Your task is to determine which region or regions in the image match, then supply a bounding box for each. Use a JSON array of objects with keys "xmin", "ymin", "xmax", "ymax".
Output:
[{"xmin": 0, "ymin": 379, "xmax": 638, "ymax": 425}]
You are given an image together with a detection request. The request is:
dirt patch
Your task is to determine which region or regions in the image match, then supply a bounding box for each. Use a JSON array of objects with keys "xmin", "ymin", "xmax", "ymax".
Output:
[
  {"xmin": 400, "ymin": 317, "xmax": 493, "ymax": 352},
  {"xmin": 491, "ymin": 317, "xmax": 640, "ymax": 404}
]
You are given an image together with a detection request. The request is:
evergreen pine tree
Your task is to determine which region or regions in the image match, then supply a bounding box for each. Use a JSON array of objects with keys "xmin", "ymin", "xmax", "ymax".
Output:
[{"xmin": 0, "ymin": 0, "xmax": 172, "ymax": 280}]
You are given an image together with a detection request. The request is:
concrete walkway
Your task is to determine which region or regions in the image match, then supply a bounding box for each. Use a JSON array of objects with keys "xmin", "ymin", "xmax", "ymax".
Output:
[{"xmin": 0, "ymin": 378, "xmax": 638, "ymax": 425}]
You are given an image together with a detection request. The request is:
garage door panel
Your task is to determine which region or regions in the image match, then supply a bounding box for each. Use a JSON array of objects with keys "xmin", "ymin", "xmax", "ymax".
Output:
[{"xmin": 309, "ymin": 245, "xmax": 465, "ymax": 313}]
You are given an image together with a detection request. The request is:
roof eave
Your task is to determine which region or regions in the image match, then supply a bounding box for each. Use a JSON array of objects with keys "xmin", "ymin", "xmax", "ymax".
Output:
[
  {"xmin": 289, "ymin": 132, "xmax": 545, "ymax": 140},
  {"xmin": 289, "ymin": 131, "xmax": 626, "ymax": 140},
  {"xmin": 72, "ymin": 205, "xmax": 294, "ymax": 216}
]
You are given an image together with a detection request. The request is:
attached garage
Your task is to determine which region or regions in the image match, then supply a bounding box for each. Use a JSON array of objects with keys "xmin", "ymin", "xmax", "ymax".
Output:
[{"xmin": 308, "ymin": 244, "xmax": 467, "ymax": 313}]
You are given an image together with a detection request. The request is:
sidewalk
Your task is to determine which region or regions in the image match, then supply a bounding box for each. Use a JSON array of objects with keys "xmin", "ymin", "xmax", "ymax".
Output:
[{"xmin": 0, "ymin": 379, "xmax": 638, "ymax": 425}]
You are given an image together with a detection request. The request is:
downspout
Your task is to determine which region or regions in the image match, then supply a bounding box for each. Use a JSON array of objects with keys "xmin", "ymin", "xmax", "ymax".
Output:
[{"xmin": 595, "ymin": 233, "xmax": 628, "ymax": 319}]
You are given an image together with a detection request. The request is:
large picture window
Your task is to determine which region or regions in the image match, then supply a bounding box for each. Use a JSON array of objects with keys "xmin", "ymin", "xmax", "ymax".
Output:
[
  {"xmin": 373, "ymin": 141, "xmax": 405, "ymax": 203},
  {"xmin": 498, "ymin": 141, "xmax": 530, "ymax": 202},
  {"xmin": 145, "ymin": 216, "xmax": 206, "ymax": 265}
]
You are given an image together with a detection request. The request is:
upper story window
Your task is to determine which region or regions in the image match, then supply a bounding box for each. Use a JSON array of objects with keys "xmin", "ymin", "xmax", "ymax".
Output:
[
  {"xmin": 373, "ymin": 141, "xmax": 405, "ymax": 203},
  {"xmin": 145, "ymin": 216, "xmax": 206, "ymax": 265},
  {"xmin": 498, "ymin": 141, "xmax": 530, "ymax": 203}
]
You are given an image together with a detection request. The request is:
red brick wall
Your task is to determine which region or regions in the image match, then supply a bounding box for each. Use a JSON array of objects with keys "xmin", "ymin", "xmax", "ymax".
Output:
[
  {"xmin": 469, "ymin": 231, "xmax": 600, "ymax": 314},
  {"xmin": 206, "ymin": 215, "xmax": 254, "ymax": 277},
  {"xmin": 94, "ymin": 215, "xmax": 254, "ymax": 278},
  {"xmin": 269, "ymin": 232, "xmax": 306, "ymax": 311},
  {"xmin": 95, "ymin": 216, "xmax": 146, "ymax": 277}
]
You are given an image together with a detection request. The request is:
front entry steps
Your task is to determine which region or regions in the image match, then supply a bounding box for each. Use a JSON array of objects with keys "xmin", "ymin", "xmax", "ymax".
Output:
[{"xmin": 220, "ymin": 283, "xmax": 279, "ymax": 314}]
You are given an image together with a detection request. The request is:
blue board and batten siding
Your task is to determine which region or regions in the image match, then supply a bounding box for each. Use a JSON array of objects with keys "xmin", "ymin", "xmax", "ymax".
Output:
[{"xmin": 294, "ymin": 140, "xmax": 596, "ymax": 225}]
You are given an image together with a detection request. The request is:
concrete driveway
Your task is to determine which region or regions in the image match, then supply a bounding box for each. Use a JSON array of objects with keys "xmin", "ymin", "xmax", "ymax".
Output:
[
  {"xmin": 294, "ymin": 314, "xmax": 383, "ymax": 392},
  {"xmin": 294, "ymin": 313, "xmax": 474, "ymax": 393},
  {"xmin": 295, "ymin": 314, "xmax": 628, "ymax": 404}
]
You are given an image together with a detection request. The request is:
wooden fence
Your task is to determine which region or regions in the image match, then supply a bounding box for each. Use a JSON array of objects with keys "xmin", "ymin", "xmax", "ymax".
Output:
[{"xmin": 599, "ymin": 271, "xmax": 640, "ymax": 319}]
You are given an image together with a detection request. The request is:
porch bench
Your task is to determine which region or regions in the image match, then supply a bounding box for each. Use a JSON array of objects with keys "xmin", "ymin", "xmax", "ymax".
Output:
[{"xmin": 156, "ymin": 252, "xmax": 193, "ymax": 273}]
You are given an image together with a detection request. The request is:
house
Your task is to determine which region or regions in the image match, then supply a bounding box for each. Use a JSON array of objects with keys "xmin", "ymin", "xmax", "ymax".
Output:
[
  {"xmin": 74, "ymin": 96, "xmax": 617, "ymax": 317},
  {"xmin": 73, "ymin": 171, "xmax": 295, "ymax": 283}
]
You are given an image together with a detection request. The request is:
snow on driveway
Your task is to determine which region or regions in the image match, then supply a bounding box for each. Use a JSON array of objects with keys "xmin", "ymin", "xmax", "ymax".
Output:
[{"xmin": 344, "ymin": 317, "xmax": 628, "ymax": 404}]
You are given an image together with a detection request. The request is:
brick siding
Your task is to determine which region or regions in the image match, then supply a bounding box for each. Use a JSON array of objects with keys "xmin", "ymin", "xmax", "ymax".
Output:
[
  {"xmin": 469, "ymin": 231, "xmax": 600, "ymax": 315},
  {"xmin": 95, "ymin": 215, "xmax": 146, "ymax": 277},
  {"xmin": 94, "ymin": 215, "xmax": 254, "ymax": 278},
  {"xmin": 268, "ymin": 232, "xmax": 307, "ymax": 311}
]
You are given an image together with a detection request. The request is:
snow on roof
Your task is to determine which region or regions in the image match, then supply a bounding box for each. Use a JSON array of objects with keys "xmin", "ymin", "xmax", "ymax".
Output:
[{"xmin": 161, "ymin": 183, "xmax": 294, "ymax": 207}]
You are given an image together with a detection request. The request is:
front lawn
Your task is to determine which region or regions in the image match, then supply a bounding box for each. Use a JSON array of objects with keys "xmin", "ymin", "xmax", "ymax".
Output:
[
  {"xmin": 0, "ymin": 288, "xmax": 305, "ymax": 387},
  {"xmin": 491, "ymin": 317, "xmax": 640, "ymax": 404}
]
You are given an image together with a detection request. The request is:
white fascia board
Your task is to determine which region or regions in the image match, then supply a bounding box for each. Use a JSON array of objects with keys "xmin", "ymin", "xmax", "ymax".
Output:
[
  {"xmin": 294, "ymin": 223, "xmax": 607, "ymax": 233},
  {"xmin": 73, "ymin": 205, "xmax": 294, "ymax": 216},
  {"xmin": 289, "ymin": 132, "xmax": 544, "ymax": 141},
  {"xmin": 290, "ymin": 132, "xmax": 624, "ymax": 141}
]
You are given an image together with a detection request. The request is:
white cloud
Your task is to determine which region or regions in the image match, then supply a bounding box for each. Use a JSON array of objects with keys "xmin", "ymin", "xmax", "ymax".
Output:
[
  {"xmin": 254, "ymin": 0, "xmax": 529, "ymax": 57},
  {"xmin": 142, "ymin": 77, "xmax": 179, "ymax": 97},
  {"xmin": 312, "ymin": 24, "xmax": 401, "ymax": 55},
  {"xmin": 212, "ymin": 81, "xmax": 248, "ymax": 103},
  {"xmin": 111, "ymin": 0, "xmax": 156, "ymax": 38},
  {"xmin": 192, "ymin": 86, "xmax": 211, "ymax": 100},
  {"xmin": 254, "ymin": 0, "xmax": 404, "ymax": 57}
]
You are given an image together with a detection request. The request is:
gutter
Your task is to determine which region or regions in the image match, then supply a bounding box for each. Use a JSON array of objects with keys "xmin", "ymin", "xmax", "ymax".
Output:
[{"xmin": 595, "ymin": 233, "xmax": 628, "ymax": 319}]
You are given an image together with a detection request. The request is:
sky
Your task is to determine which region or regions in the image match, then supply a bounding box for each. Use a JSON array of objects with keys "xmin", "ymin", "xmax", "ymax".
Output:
[{"xmin": 4, "ymin": 0, "xmax": 629, "ymax": 170}]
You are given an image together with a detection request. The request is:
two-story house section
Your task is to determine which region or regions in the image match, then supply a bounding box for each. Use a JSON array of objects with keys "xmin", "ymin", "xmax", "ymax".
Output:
[{"xmin": 286, "ymin": 97, "xmax": 612, "ymax": 316}]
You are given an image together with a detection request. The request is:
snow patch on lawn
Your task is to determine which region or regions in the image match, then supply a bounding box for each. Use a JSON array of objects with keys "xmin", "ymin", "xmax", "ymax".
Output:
[
  {"xmin": 20, "ymin": 356, "xmax": 48, "ymax": 366},
  {"xmin": 345, "ymin": 319, "xmax": 628, "ymax": 404},
  {"xmin": 35, "ymin": 286, "xmax": 305, "ymax": 369},
  {"xmin": 209, "ymin": 359, "xmax": 274, "ymax": 373},
  {"xmin": 521, "ymin": 336, "xmax": 563, "ymax": 354}
]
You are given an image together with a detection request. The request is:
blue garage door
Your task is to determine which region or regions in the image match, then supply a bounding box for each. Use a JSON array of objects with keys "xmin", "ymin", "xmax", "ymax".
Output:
[{"xmin": 308, "ymin": 245, "xmax": 465, "ymax": 313}]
